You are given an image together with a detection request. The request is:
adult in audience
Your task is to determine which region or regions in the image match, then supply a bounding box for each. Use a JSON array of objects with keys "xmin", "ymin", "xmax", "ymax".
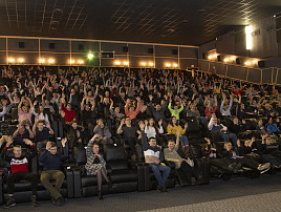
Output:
[
  {"xmin": 164, "ymin": 131, "xmax": 201, "ymax": 185},
  {"xmin": 93, "ymin": 118, "xmax": 113, "ymax": 144},
  {"xmin": 32, "ymin": 120, "xmax": 54, "ymax": 148},
  {"xmin": 208, "ymin": 113, "xmax": 238, "ymax": 147},
  {"xmin": 12, "ymin": 122, "xmax": 35, "ymax": 148},
  {"xmin": 117, "ymin": 117, "xmax": 139, "ymax": 161},
  {"xmin": 140, "ymin": 122, "xmax": 170, "ymax": 192},
  {"xmin": 18, "ymin": 96, "xmax": 34, "ymax": 125},
  {"xmin": 3, "ymin": 139, "xmax": 38, "ymax": 208},
  {"xmin": 85, "ymin": 134, "xmax": 114, "ymax": 200},
  {"xmin": 40, "ymin": 138, "xmax": 68, "ymax": 206}
]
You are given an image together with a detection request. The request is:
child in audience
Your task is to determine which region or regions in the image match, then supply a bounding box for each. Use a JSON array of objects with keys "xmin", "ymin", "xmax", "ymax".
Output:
[
  {"xmin": 164, "ymin": 131, "xmax": 201, "ymax": 185},
  {"xmin": 167, "ymin": 116, "xmax": 189, "ymax": 157}
]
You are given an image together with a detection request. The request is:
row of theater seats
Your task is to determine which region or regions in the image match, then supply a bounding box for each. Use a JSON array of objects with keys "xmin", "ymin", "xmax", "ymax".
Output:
[
  {"xmin": 2, "ymin": 132, "xmax": 275, "ymax": 205},
  {"xmin": 0, "ymin": 148, "xmax": 73, "ymax": 205},
  {"xmin": 0, "ymin": 143, "xmax": 175, "ymax": 205}
]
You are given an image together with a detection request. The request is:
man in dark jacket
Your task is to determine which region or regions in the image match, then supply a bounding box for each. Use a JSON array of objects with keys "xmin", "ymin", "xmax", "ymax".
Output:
[
  {"xmin": 40, "ymin": 138, "xmax": 68, "ymax": 206},
  {"xmin": 147, "ymin": 95, "xmax": 168, "ymax": 122}
]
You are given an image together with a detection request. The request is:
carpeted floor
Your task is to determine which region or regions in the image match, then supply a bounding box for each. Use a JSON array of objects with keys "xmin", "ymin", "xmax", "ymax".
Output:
[{"xmin": 3, "ymin": 173, "xmax": 281, "ymax": 212}]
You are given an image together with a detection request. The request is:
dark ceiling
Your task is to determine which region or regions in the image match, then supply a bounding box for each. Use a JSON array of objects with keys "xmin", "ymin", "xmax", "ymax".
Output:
[{"xmin": 0, "ymin": 0, "xmax": 281, "ymax": 46}]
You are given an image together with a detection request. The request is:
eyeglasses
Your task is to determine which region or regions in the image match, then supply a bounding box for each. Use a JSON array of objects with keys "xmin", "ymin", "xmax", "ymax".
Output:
[{"xmin": 49, "ymin": 148, "xmax": 57, "ymax": 151}]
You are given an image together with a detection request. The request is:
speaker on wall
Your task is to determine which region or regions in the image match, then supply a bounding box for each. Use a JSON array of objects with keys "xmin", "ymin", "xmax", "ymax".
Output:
[
  {"xmin": 217, "ymin": 55, "xmax": 221, "ymax": 61},
  {"xmin": 19, "ymin": 42, "xmax": 25, "ymax": 48},
  {"xmin": 49, "ymin": 43, "xmax": 55, "ymax": 49},
  {"xmin": 148, "ymin": 48, "xmax": 153, "ymax": 54},
  {"xmin": 236, "ymin": 58, "xmax": 241, "ymax": 64},
  {"xmin": 172, "ymin": 49, "xmax": 178, "ymax": 55},
  {"xmin": 102, "ymin": 52, "xmax": 114, "ymax": 58},
  {"xmin": 78, "ymin": 44, "xmax": 84, "ymax": 51},
  {"xmin": 123, "ymin": 46, "xmax": 128, "ymax": 52},
  {"xmin": 258, "ymin": 60, "xmax": 265, "ymax": 68},
  {"xmin": 202, "ymin": 53, "xmax": 206, "ymax": 59}
]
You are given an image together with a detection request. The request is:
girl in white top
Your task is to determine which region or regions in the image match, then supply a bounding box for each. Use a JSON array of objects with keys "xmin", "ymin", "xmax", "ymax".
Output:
[
  {"xmin": 34, "ymin": 105, "xmax": 50, "ymax": 128},
  {"xmin": 144, "ymin": 118, "xmax": 164, "ymax": 139}
]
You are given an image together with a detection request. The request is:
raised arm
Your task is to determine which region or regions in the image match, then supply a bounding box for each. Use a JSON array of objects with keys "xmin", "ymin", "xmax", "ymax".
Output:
[
  {"xmin": 135, "ymin": 101, "xmax": 141, "ymax": 114},
  {"xmin": 61, "ymin": 102, "xmax": 67, "ymax": 113},
  {"xmin": 208, "ymin": 113, "xmax": 216, "ymax": 130},
  {"xmin": 141, "ymin": 129, "xmax": 149, "ymax": 151},
  {"xmin": 125, "ymin": 99, "xmax": 130, "ymax": 116},
  {"xmin": 25, "ymin": 125, "xmax": 34, "ymax": 139},
  {"xmin": 178, "ymin": 103, "xmax": 184, "ymax": 113},
  {"xmin": 168, "ymin": 101, "xmax": 173, "ymax": 113},
  {"xmin": 18, "ymin": 96, "xmax": 24, "ymax": 112},
  {"xmin": 227, "ymin": 94, "xmax": 234, "ymax": 111},
  {"xmin": 26, "ymin": 97, "xmax": 33, "ymax": 110},
  {"xmin": 175, "ymin": 130, "xmax": 180, "ymax": 149},
  {"xmin": 117, "ymin": 118, "xmax": 125, "ymax": 134}
]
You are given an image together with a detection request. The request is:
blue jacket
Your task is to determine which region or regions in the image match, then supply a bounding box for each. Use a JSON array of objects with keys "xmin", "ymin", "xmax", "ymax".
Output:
[
  {"xmin": 267, "ymin": 123, "xmax": 280, "ymax": 134},
  {"xmin": 39, "ymin": 146, "xmax": 68, "ymax": 171}
]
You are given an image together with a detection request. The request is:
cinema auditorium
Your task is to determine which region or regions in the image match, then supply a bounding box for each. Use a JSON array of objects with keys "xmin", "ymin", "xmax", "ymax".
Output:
[{"xmin": 0, "ymin": 1, "xmax": 281, "ymax": 211}]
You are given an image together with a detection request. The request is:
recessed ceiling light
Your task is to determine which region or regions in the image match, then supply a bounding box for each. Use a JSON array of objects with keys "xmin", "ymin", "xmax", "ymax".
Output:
[{"xmin": 198, "ymin": 8, "xmax": 206, "ymax": 12}]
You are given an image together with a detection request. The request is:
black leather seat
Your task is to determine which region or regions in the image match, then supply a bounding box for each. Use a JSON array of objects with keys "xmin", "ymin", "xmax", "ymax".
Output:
[
  {"xmin": 72, "ymin": 144, "xmax": 138, "ymax": 198},
  {"xmin": 0, "ymin": 148, "xmax": 74, "ymax": 204},
  {"xmin": 135, "ymin": 144, "xmax": 175, "ymax": 191}
]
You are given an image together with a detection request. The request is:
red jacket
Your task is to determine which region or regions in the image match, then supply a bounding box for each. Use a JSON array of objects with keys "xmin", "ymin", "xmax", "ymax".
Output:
[
  {"xmin": 232, "ymin": 87, "xmax": 244, "ymax": 97},
  {"xmin": 61, "ymin": 103, "xmax": 76, "ymax": 123},
  {"xmin": 125, "ymin": 102, "xmax": 140, "ymax": 120}
]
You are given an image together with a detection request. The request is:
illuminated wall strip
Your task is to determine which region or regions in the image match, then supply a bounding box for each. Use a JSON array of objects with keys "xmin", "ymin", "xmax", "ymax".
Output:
[{"xmin": 245, "ymin": 26, "xmax": 253, "ymax": 50}]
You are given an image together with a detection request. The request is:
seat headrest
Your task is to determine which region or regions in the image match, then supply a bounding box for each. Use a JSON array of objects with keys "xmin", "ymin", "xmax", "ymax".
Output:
[
  {"xmin": 73, "ymin": 147, "xmax": 87, "ymax": 165},
  {"xmin": 190, "ymin": 145, "xmax": 202, "ymax": 158},
  {"xmin": 105, "ymin": 145, "xmax": 127, "ymax": 161}
]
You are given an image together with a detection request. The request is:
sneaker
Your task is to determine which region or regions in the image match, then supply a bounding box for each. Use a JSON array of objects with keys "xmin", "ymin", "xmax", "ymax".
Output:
[
  {"xmin": 31, "ymin": 195, "xmax": 39, "ymax": 207},
  {"xmin": 56, "ymin": 197, "xmax": 65, "ymax": 206},
  {"xmin": 156, "ymin": 185, "xmax": 162, "ymax": 192},
  {"xmin": 161, "ymin": 186, "xmax": 168, "ymax": 192},
  {"xmin": 242, "ymin": 166, "xmax": 252, "ymax": 171},
  {"xmin": 258, "ymin": 163, "xmax": 271, "ymax": 174},
  {"xmin": 4, "ymin": 197, "xmax": 16, "ymax": 209},
  {"xmin": 228, "ymin": 163, "xmax": 241, "ymax": 173}
]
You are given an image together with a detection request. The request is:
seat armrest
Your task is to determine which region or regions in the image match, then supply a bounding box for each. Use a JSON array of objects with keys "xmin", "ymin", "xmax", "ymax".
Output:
[
  {"xmin": 164, "ymin": 161, "xmax": 176, "ymax": 169},
  {"xmin": 62, "ymin": 167, "xmax": 74, "ymax": 198},
  {"xmin": 0, "ymin": 172, "xmax": 3, "ymax": 205},
  {"xmin": 71, "ymin": 165, "xmax": 84, "ymax": 198}
]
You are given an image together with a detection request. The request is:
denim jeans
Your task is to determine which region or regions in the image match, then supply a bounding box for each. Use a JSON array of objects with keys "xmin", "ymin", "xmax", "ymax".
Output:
[
  {"xmin": 179, "ymin": 136, "xmax": 189, "ymax": 147},
  {"xmin": 221, "ymin": 132, "xmax": 237, "ymax": 147},
  {"xmin": 149, "ymin": 164, "xmax": 171, "ymax": 187}
]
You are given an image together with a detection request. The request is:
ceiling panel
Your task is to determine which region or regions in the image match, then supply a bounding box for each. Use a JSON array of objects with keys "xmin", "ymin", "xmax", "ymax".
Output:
[{"xmin": 0, "ymin": 0, "xmax": 280, "ymax": 45}]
